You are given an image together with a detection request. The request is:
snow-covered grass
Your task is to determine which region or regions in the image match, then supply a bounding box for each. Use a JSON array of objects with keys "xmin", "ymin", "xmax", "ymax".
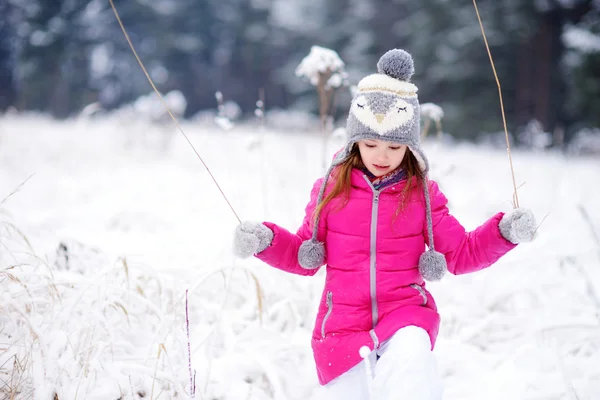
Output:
[{"xmin": 0, "ymin": 113, "xmax": 599, "ymax": 399}]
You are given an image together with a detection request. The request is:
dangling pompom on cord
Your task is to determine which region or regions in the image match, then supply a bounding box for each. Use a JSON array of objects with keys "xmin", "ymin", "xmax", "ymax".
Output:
[
  {"xmin": 418, "ymin": 250, "xmax": 447, "ymax": 281},
  {"xmin": 299, "ymin": 239, "xmax": 325, "ymax": 270}
]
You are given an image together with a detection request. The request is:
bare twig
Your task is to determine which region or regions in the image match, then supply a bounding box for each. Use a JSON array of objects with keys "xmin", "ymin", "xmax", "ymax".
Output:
[
  {"xmin": 435, "ymin": 118, "xmax": 442, "ymax": 139},
  {"xmin": 472, "ymin": 0, "xmax": 519, "ymax": 208},
  {"xmin": 578, "ymin": 204, "xmax": 600, "ymax": 247},
  {"xmin": 256, "ymin": 88, "xmax": 265, "ymax": 129},
  {"xmin": 316, "ymin": 69, "xmax": 334, "ymax": 172},
  {"xmin": 316, "ymin": 68, "xmax": 335, "ymax": 132},
  {"xmin": 554, "ymin": 347, "xmax": 580, "ymax": 400},
  {"xmin": 422, "ymin": 119, "xmax": 431, "ymax": 138},
  {"xmin": 565, "ymin": 256, "xmax": 600, "ymax": 318},
  {"xmin": 186, "ymin": 289, "xmax": 195, "ymax": 398},
  {"xmin": 108, "ymin": 0, "xmax": 241, "ymax": 224},
  {"xmin": 246, "ymin": 271, "xmax": 264, "ymax": 324},
  {"xmin": 1, "ymin": 174, "xmax": 35, "ymax": 207},
  {"xmin": 540, "ymin": 323, "xmax": 600, "ymax": 334},
  {"xmin": 150, "ymin": 343, "xmax": 166, "ymax": 400},
  {"xmin": 532, "ymin": 211, "xmax": 551, "ymax": 237},
  {"xmin": 202, "ymin": 264, "xmax": 236, "ymax": 396}
]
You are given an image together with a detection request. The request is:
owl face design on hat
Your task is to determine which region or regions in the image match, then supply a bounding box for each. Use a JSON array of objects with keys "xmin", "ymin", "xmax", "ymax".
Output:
[{"xmin": 350, "ymin": 92, "xmax": 416, "ymax": 136}]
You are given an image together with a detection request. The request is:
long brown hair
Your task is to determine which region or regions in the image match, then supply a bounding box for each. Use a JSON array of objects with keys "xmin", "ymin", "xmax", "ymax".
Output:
[{"xmin": 313, "ymin": 144, "xmax": 424, "ymax": 224}]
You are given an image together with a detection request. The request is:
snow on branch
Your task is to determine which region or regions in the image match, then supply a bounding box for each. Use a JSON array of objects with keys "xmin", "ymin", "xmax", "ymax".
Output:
[
  {"xmin": 295, "ymin": 46, "xmax": 349, "ymax": 171},
  {"xmin": 295, "ymin": 45, "xmax": 347, "ymax": 89},
  {"xmin": 563, "ymin": 26, "xmax": 600, "ymax": 54},
  {"xmin": 420, "ymin": 102, "xmax": 444, "ymax": 139}
]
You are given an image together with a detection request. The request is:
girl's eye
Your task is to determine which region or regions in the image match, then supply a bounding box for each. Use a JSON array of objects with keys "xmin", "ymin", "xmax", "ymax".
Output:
[
  {"xmin": 365, "ymin": 144, "xmax": 376, "ymax": 148},
  {"xmin": 397, "ymin": 107, "xmax": 407, "ymax": 112},
  {"xmin": 390, "ymin": 146, "xmax": 401, "ymax": 150}
]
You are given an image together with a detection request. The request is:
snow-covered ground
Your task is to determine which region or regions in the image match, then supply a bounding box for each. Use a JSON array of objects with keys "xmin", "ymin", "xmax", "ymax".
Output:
[{"xmin": 1, "ymin": 114, "xmax": 599, "ymax": 399}]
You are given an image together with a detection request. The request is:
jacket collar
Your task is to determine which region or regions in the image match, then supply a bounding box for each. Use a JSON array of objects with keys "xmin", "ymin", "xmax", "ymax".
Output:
[{"xmin": 350, "ymin": 168, "xmax": 412, "ymax": 194}]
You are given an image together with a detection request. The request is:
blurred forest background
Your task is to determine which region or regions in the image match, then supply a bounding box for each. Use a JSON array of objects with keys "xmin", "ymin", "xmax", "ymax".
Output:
[{"xmin": 0, "ymin": 0, "xmax": 598, "ymax": 146}]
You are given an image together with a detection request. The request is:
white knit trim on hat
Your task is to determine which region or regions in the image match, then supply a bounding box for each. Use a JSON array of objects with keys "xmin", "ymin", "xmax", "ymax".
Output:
[{"xmin": 357, "ymin": 74, "xmax": 418, "ymax": 97}]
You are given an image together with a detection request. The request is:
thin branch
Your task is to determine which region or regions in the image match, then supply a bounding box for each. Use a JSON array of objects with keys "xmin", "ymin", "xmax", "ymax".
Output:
[
  {"xmin": 554, "ymin": 347, "xmax": 580, "ymax": 400},
  {"xmin": 578, "ymin": 204, "xmax": 600, "ymax": 247},
  {"xmin": 532, "ymin": 211, "xmax": 551, "ymax": 237},
  {"xmin": 566, "ymin": 255, "xmax": 600, "ymax": 318},
  {"xmin": 186, "ymin": 289, "xmax": 195, "ymax": 398},
  {"xmin": 1, "ymin": 174, "xmax": 35, "ymax": 207},
  {"xmin": 472, "ymin": 0, "xmax": 519, "ymax": 208},
  {"xmin": 108, "ymin": 0, "xmax": 241, "ymax": 224}
]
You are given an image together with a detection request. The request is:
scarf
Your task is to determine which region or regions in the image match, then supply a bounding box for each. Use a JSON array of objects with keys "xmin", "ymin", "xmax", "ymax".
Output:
[{"xmin": 362, "ymin": 167, "xmax": 407, "ymax": 191}]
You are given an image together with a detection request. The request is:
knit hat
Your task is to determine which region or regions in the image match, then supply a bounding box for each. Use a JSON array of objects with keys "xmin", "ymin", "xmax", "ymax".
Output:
[{"xmin": 298, "ymin": 49, "xmax": 447, "ymax": 281}]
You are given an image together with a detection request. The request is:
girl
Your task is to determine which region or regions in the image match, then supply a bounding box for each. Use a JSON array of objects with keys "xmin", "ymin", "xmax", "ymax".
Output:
[{"xmin": 233, "ymin": 49, "xmax": 536, "ymax": 400}]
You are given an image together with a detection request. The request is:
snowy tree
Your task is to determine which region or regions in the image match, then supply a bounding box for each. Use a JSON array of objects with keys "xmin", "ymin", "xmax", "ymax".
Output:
[
  {"xmin": 296, "ymin": 45, "xmax": 348, "ymax": 171},
  {"xmin": 420, "ymin": 103, "xmax": 445, "ymax": 139},
  {"xmin": 295, "ymin": 45, "xmax": 348, "ymax": 131}
]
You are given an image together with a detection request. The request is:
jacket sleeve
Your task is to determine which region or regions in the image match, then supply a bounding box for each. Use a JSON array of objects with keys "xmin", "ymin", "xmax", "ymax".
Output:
[
  {"xmin": 255, "ymin": 178, "xmax": 327, "ymax": 276},
  {"xmin": 425, "ymin": 180, "xmax": 517, "ymax": 275}
]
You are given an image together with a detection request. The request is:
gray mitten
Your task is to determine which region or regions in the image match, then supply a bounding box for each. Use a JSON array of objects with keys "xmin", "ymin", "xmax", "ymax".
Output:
[
  {"xmin": 499, "ymin": 208, "xmax": 536, "ymax": 244},
  {"xmin": 234, "ymin": 222, "xmax": 274, "ymax": 258}
]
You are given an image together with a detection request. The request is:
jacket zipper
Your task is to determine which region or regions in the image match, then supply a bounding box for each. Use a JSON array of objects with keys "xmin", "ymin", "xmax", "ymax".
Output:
[
  {"xmin": 363, "ymin": 175, "xmax": 385, "ymax": 330},
  {"xmin": 321, "ymin": 291, "xmax": 333, "ymax": 339},
  {"xmin": 370, "ymin": 190, "xmax": 380, "ymax": 328}
]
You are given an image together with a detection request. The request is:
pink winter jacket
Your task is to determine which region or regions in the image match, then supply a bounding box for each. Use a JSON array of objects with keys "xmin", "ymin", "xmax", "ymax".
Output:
[{"xmin": 256, "ymin": 168, "xmax": 517, "ymax": 385}]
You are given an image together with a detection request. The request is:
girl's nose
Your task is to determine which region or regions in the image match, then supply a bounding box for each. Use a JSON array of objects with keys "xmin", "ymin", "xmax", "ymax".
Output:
[{"xmin": 377, "ymin": 148, "xmax": 388, "ymax": 160}]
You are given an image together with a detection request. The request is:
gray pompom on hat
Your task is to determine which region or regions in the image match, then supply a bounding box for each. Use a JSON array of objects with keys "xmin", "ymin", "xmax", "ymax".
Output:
[
  {"xmin": 297, "ymin": 49, "xmax": 447, "ymax": 281},
  {"xmin": 377, "ymin": 49, "xmax": 415, "ymax": 81}
]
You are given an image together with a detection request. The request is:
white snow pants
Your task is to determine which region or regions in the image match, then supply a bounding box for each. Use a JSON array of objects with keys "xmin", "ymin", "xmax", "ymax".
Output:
[{"xmin": 313, "ymin": 326, "xmax": 443, "ymax": 400}]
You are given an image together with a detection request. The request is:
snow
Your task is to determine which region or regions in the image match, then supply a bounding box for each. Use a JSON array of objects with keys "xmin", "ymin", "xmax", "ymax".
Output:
[
  {"xmin": 163, "ymin": 90, "xmax": 187, "ymax": 116},
  {"xmin": 518, "ymin": 119, "xmax": 553, "ymax": 151},
  {"xmin": 295, "ymin": 46, "xmax": 347, "ymax": 87},
  {"xmin": 90, "ymin": 44, "xmax": 112, "ymax": 80},
  {"xmin": 563, "ymin": 26, "xmax": 600, "ymax": 54},
  {"xmin": 270, "ymin": 0, "xmax": 324, "ymax": 33},
  {"xmin": 214, "ymin": 91, "xmax": 240, "ymax": 131},
  {"xmin": 255, "ymin": 100, "xmax": 265, "ymax": 120},
  {"xmin": 1, "ymin": 113, "xmax": 599, "ymax": 399},
  {"xmin": 420, "ymin": 103, "xmax": 445, "ymax": 122},
  {"xmin": 125, "ymin": 90, "xmax": 187, "ymax": 122},
  {"xmin": 534, "ymin": 0, "xmax": 581, "ymax": 11},
  {"xmin": 137, "ymin": 0, "xmax": 178, "ymax": 16},
  {"xmin": 326, "ymin": 73, "xmax": 344, "ymax": 89},
  {"xmin": 150, "ymin": 65, "xmax": 169, "ymax": 85},
  {"xmin": 568, "ymin": 128, "xmax": 600, "ymax": 155},
  {"xmin": 215, "ymin": 116, "xmax": 235, "ymax": 131},
  {"xmin": 29, "ymin": 30, "xmax": 53, "ymax": 47}
]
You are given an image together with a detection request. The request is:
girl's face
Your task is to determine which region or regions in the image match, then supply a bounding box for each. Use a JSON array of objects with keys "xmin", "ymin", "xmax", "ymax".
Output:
[{"xmin": 357, "ymin": 139, "xmax": 407, "ymax": 177}]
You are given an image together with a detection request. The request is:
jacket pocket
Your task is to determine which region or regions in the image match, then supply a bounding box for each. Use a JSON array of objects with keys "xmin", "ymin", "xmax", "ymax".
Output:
[
  {"xmin": 410, "ymin": 284, "xmax": 428, "ymax": 306},
  {"xmin": 321, "ymin": 291, "xmax": 333, "ymax": 339}
]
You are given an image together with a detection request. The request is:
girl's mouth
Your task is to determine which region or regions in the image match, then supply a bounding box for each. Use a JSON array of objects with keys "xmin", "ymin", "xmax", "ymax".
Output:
[{"xmin": 373, "ymin": 164, "xmax": 389, "ymax": 171}]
